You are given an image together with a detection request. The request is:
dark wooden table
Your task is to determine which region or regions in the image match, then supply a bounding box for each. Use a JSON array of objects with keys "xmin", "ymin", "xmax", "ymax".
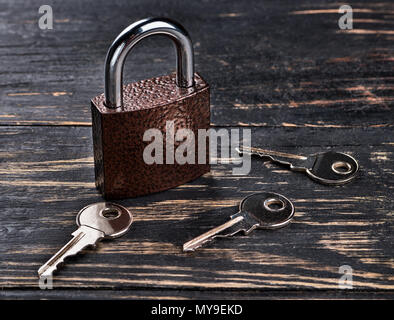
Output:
[{"xmin": 0, "ymin": 0, "xmax": 393, "ymax": 299}]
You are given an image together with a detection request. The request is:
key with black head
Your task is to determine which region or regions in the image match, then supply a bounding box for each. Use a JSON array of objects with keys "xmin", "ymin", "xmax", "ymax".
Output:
[
  {"xmin": 183, "ymin": 192, "xmax": 294, "ymax": 252},
  {"xmin": 236, "ymin": 146, "xmax": 359, "ymax": 185}
]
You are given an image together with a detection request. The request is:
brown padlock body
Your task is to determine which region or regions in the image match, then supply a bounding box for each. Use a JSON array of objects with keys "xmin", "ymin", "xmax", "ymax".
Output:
[{"xmin": 91, "ymin": 73, "xmax": 210, "ymax": 199}]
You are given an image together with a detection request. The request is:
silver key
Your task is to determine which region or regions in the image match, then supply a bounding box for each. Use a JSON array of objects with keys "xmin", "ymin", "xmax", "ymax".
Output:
[
  {"xmin": 38, "ymin": 202, "xmax": 133, "ymax": 278},
  {"xmin": 236, "ymin": 146, "xmax": 359, "ymax": 185},
  {"xmin": 183, "ymin": 192, "xmax": 294, "ymax": 252}
]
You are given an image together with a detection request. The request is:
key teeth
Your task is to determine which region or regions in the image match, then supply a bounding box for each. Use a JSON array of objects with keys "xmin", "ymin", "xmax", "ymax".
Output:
[
  {"xmin": 38, "ymin": 252, "xmax": 75, "ymax": 279},
  {"xmin": 38, "ymin": 270, "xmax": 50, "ymax": 279},
  {"xmin": 38, "ymin": 259, "xmax": 65, "ymax": 279},
  {"xmin": 37, "ymin": 242, "xmax": 96, "ymax": 279},
  {"xmin": 183, "ymin": 224, "xmax": 248, "ymax": 252},
  {"xmin": 182, "ymin": 237, "xmax": 215, "ymax": 252}
]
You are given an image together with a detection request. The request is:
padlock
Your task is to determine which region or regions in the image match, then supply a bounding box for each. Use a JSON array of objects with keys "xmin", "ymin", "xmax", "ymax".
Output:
[{"xmin": 91, "ymin": 17, "xmax": 210, "ymax": 199}]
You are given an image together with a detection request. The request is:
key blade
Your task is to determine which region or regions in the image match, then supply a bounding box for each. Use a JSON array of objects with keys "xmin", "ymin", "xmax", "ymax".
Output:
[
  {"xmin": 38, "ymin": 226, "xmax": 104, "ymax": 278},
  {"xmin": 236, "ymin": 146, "xmax": 307, "ymax": 160},
  {"xmin": 183, "ymin": 215, "xmax": 247, "ymax": 252},
  {"xmin": 236, "ymin": 146, "xmax": 312, "ymax": 171}
]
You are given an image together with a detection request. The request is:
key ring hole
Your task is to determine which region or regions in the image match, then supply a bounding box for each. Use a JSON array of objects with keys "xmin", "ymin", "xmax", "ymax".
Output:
[
  {"xmin": 263, "ymin": 198, "xmax": 285, "ymax": 212},
  {"xmin": 101, "ymin": 208, "xmax": 120, "ymax": 220},
  {"xmin": 332, "ymin": 161, "xmax": 352, "ymax": 175}
]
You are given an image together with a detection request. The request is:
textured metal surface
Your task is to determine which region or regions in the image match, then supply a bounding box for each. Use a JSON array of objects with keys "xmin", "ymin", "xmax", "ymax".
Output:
[{"xmin": 91, "ymin": 73, "xmax": 210, "ymax": 199}]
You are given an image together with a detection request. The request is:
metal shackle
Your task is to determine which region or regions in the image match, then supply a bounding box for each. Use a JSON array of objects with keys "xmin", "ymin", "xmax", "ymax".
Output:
[{"xmin": 104, "ymin": 17, "xmax": 195, "ymax": 108}]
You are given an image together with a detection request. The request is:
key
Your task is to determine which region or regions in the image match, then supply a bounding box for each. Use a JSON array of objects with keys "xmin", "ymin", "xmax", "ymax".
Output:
[
  {"xmin": 183, "ymin": 192, "xmax": 294, "ymax": 252},
  {"xmin": 38, "ymin": 202, "xmax": 133, "ymax": 278},
  {"xmin": 236, "ymin": 146, "xmax": 359, "ymax": 185}
]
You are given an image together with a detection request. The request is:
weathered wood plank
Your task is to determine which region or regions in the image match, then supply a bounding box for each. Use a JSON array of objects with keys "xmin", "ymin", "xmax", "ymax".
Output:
[
  {"xmin": 1, "ymin": 289, "xmax": 393, "ymax": 300},
  {"xmin": 0, "ymin": 126, "xmax": 392, "ymax": 292},
  {"xmin": 0, "ymin": 0, "xmax": 393, "ymax": 299},
  {"xmin": 0, "ymin": 0, "xmax": 393, "ymax": 127}
]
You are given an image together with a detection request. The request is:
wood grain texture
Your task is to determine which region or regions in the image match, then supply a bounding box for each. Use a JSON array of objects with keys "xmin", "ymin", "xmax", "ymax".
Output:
[
  {"xmin": 0, "ymin": 0, "xmax": 393, "ymax": 127},
  {"xmin": 0, "ymin": 0, "xmax": 393, "ymax": 299},
  {"xmin": 0, "ymin": 126, "xmax": 392, "ymax": 296},
  {"xmin": 1, "ymin": 289, "xmax": 393, "ymax": 300}
]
